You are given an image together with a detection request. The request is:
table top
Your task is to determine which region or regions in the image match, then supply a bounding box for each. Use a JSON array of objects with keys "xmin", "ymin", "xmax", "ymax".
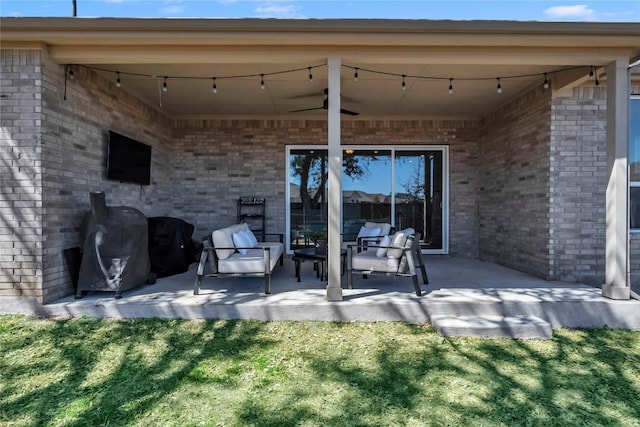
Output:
[{"xmin": 293, "ymin": 247, "xmax": 346, "ymax": 260}]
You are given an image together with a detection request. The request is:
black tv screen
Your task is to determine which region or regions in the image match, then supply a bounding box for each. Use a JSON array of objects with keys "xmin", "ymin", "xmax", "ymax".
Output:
[{"xmin": 106, "ymin": 130, "xmax": 151, "ymax": 185}]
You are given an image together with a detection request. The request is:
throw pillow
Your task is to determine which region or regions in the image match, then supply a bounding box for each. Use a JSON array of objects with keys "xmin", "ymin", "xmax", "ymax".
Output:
[
  {"xmin": 376, "ymin": 234, "xmax": 392, "ymax": 258},
  {"xmin": 232, "ymin": 231, "xmax": 251, "ymax": 255},
  {"xmin": 244, "ymin": 229, "xmax": 259, "ymax": 247}
]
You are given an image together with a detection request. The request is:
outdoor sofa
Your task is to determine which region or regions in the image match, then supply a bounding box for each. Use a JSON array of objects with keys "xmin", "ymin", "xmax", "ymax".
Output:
[{"xmin": 193, "ymin": 223, "xmax": 284, "ymax": 295}]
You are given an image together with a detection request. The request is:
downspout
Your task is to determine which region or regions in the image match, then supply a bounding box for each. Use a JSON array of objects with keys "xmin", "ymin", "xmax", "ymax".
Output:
[{"xmin": 628, "ymin": 59, "xmax": 640, "ymax": 301}]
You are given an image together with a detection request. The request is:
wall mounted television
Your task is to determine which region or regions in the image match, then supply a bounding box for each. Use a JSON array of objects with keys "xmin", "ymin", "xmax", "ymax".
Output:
[{"xmin": 106, "ymin": 130, "xmax": 152, "ymax": 185}]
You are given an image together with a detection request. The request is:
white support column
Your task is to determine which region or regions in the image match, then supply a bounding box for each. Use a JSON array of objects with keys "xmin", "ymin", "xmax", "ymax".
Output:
[
  {"xmin": 326, "ymin": 56, "xmax": 343, "ymax": 301},
  {"xmin": 602, "ymin": 58, "xmax": 630, "ymax": 300}
]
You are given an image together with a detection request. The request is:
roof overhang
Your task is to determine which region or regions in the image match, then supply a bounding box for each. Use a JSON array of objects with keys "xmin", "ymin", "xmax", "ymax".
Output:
[{"xmin": 2, "ymin": 18, "xmax": 639, "ymax": 119}]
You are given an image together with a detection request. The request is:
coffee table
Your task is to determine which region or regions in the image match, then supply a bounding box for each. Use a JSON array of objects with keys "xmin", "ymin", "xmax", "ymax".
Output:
[{"xmin": 292, "ymin": 247, "xmax": 346, "ymax": 282}]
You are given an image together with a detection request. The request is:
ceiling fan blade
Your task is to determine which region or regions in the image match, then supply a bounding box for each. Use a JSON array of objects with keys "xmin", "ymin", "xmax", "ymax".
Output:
[
  {"xmin": 340, "ymin": 108, "xmax": 359, "ymax": 116},
  {"xmin": 289, "ymin": 106, "xmax": 324, "ymax": 113}
]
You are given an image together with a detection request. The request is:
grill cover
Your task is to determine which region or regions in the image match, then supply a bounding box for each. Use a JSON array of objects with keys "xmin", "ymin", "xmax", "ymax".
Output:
[
  {"xmin": 76, "ymin": 192, "xmax": 150, "ymax": 296},
  {"xmin": 148, "ymin": 216, "xmax": 196, "ymax": 278}
]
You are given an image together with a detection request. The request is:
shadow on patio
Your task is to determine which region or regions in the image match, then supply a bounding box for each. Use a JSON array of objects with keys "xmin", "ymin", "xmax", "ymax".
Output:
[{"xmin": 5, "ymin": 256, "xmax": 640, "ymax": 330}]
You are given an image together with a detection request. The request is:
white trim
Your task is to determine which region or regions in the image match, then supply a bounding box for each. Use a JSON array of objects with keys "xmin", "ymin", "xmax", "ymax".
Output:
[{"xmin": 630, "ymin": 96, "xmax": 640, "ymax": 232}]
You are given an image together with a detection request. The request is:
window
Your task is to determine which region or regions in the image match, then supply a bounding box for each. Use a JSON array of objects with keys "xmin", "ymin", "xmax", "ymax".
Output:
[{"xmin": 631, "ymin": 96, "xmax": 640, "ymax": 231}]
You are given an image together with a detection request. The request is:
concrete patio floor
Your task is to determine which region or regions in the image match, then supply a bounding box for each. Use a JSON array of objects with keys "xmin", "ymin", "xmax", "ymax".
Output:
[{"xmin": 2, "ymin": 256, "xmax": 640, "ymax": 330}]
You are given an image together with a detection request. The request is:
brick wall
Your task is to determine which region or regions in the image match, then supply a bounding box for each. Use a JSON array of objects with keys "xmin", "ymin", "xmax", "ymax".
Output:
[
  {"xmin": 548, "ymin": 85, "xmax": 640, "ymax": 284},
  {"xmin": 38, "ymin": 60, "xmax": 176, "ymax": 302},
  {"xmin": 478, "ymin": 86, "xmax": 552, "ymax": 278},
  {"xmin": 0, "ymin": 48, "xmax": 177, "ymax": 303},
  {"xmin": 548, "ymin": 86, "xmax": 607, "ymax": 282},
  {"xmin": 0, "ymin": 49, "xmax": 44, "ymax": 299},
  {"xmin": 171, "ymin": 119, "xmax": 480, "ymax": 258}
]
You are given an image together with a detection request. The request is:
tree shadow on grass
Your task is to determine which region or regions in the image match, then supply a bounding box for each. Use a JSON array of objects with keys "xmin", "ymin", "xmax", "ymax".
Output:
[
  {"xmin": 2, "ymin": 319, "xmax": 639, "ymax": 426},
  {"xmin": 0, "ymin": 317, "xmax": 275, "ymax": 426},
  {"xmin": 234, "ymin": 324, "xmax": 640, "ymax": 427}
]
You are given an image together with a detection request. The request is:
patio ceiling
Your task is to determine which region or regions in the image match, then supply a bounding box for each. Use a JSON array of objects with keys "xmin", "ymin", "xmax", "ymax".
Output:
[{"xmin": 2, "ymin": 18, "xmax": 640, "ymax": 119}]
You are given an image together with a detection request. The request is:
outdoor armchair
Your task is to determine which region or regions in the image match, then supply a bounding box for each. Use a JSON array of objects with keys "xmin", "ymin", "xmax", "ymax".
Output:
[{"xmin": 346, "ymin": 228, "xmax": 428, "ymax": 296}]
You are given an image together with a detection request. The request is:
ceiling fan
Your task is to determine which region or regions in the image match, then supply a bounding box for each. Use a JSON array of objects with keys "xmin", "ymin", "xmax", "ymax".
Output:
[{"xmin": 289, "ymin": 88, "xmax": 359, "ymax": 116}]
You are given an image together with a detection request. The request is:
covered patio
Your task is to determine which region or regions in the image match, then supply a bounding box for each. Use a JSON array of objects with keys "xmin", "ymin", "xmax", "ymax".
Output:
[{"xmin": 1, "ymin": 18, "xmax": 639, "ymax": 314}]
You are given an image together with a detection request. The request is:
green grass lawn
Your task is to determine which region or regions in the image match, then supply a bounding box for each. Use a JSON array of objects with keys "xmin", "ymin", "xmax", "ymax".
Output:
[{"xmin": 1, "ymin": 316, "xmax": 639, "ymax": 427}]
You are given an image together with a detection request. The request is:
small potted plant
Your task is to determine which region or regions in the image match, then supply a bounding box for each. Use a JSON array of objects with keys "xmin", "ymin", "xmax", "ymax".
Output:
[{"xmin": 309, "ymin": 230, "xmax": 327, "ymax": 255}]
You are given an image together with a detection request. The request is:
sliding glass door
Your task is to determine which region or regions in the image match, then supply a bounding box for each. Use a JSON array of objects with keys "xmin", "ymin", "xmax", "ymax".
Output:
[
  {"xmin": 342, "ymin": 149, "xmax": 392, "ymax": 241},
  {"xmin": 286, "ymin": 145, "xmax": 448, "ymax": 253}
]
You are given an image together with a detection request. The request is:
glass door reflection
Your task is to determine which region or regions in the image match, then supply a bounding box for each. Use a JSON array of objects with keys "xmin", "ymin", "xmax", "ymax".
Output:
[
  {"xmin": 289, "ymin": 149, "xmax": 328, "ymax": 250},
  {"xmin": 394, "ymin": 150, "xmax": 443, "ymax": 250},
  {"xmin": 342, "ymin": 149, "xmax": 392, "ymax": 240}
]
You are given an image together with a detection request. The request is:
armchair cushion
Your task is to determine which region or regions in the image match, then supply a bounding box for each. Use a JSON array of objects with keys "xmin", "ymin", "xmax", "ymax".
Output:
[
  {"xmin": 357, "ymin": 225, "xmax": 381, "ymax": 239},
  {"xmin": 351, "ymin": 250, "xmax": 402, "ymax": 272},
  {"xmin": 364, "ymin": 221, "xmax": 392, "ymax": 236},
  {"xmin": 386, "ymin": 227, "xmax": 415, "ymax": 258}
]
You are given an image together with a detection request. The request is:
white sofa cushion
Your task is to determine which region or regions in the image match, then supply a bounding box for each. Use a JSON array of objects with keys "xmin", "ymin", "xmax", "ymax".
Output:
[
  {"xmin": 212, "ymin": 223, "xmax": 249, "ymax": 259},
  {"xmin": 218, "ymin": 242, "xmax": 284, "ymax": 274}
]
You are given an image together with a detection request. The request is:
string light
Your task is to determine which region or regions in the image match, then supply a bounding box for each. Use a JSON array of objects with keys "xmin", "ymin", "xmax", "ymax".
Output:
[{"xmin": 61, "ymin": 63, "xmax": 593, "ymax": 103}]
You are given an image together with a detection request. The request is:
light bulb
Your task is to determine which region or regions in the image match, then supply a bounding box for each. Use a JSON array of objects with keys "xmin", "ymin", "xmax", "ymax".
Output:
[
  {"xmin": 448, "ymin": 78, "xmax": 453, "ymax": 95},
  {"xmin": 116, "ymin": 72, "xmax": 121, "ymax": 88},
  {"xmin": 401, "ymin": 75, "xmax": 406, "ymax": 91},
  {"xmin": 543, "ymin": 73, "xmax": 549, "ymax": 90},
  {"xmin": 308, "ymin": 67, "xmax": 313, "ymax": 83},
  {"xmin": 162, "ymin": 77, "xmax": 168, "ymax": 92},
  {"xmin": 354, "ymin": 68, "xmax": 359, "ymax": 82},
  {"xmin": 212, "ymin": 77, "xmax": 217, "ymax": 94},
  {"xmin": 496, "ymin": 78, "xmax": 502, "ymax": 94},
  {"xmin": 260, "ymin": 74, "xmax": 265, "ymax": 90}
]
